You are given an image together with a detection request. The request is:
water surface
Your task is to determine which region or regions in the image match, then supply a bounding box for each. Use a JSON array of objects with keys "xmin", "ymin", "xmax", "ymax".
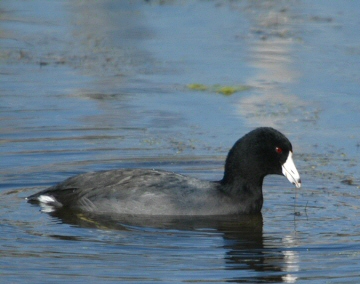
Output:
[{"xmin": 1, "ymin": 0, "xmax": 360, "ymax": 283}]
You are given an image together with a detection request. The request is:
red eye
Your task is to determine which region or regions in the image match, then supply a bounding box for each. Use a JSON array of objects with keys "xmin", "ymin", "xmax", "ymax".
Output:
[{"xmin": 275, "ymin": 147, "xmax": 283, "ymax": 154}]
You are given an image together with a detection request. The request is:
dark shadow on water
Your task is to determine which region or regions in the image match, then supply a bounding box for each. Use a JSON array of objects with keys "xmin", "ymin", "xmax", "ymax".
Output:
[{"xmin": 47, "ymin": 208, "xmax": 290, "ymax": 283}]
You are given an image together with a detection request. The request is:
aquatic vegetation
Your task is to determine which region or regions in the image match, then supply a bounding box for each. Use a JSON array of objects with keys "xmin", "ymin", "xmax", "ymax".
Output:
[
  {"xmin": 187, "ymin": 83, "xmax": 208, "ymax": 91},
  {"xmin": 187, "ymin": 83, "xmax": 251, "ymax": 96}
]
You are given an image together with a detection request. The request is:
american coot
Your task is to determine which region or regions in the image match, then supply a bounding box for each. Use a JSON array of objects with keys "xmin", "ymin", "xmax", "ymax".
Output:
[{"xmin": 27, "ymin": 127, "xmax": 301, "ymax": 215}]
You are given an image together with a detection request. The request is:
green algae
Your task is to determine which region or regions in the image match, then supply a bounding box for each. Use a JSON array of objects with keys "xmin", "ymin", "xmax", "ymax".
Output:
[{"xmin": 187, "ymin": 83, "xmax": 251, "ymax": 96}]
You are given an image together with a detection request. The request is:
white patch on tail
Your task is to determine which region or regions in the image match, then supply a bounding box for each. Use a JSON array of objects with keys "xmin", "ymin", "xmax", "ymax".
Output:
[{"xmin": 38, "ymin": 195, "xmax": 56, "ymax": 204}]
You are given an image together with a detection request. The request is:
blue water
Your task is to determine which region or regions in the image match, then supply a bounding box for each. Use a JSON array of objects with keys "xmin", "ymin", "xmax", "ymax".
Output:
[{"xmin": 1, "ymin": 0, "xmax": 360, "ymax": 283}]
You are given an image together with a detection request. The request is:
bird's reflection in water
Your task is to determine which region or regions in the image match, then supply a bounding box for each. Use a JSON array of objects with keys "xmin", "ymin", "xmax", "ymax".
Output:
[
  {"xmin": 48, "ymin": 209, "xmax": 298, "ymax": 283},
  {"xmin": 222, "ymin": 217, "xmax": 298, "ymax": 283}
]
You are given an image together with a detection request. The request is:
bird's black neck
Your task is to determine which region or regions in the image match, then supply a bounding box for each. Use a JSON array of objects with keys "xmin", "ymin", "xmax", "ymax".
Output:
[{"xmin": 216, "ymin": 176, "xmax": 264, "ymax": 214}]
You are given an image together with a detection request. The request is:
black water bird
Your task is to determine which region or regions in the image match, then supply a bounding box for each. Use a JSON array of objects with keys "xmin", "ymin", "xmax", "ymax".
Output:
[{"xmin": 27, "ymin": 127, "xmax": 301, "ymax": 215}]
